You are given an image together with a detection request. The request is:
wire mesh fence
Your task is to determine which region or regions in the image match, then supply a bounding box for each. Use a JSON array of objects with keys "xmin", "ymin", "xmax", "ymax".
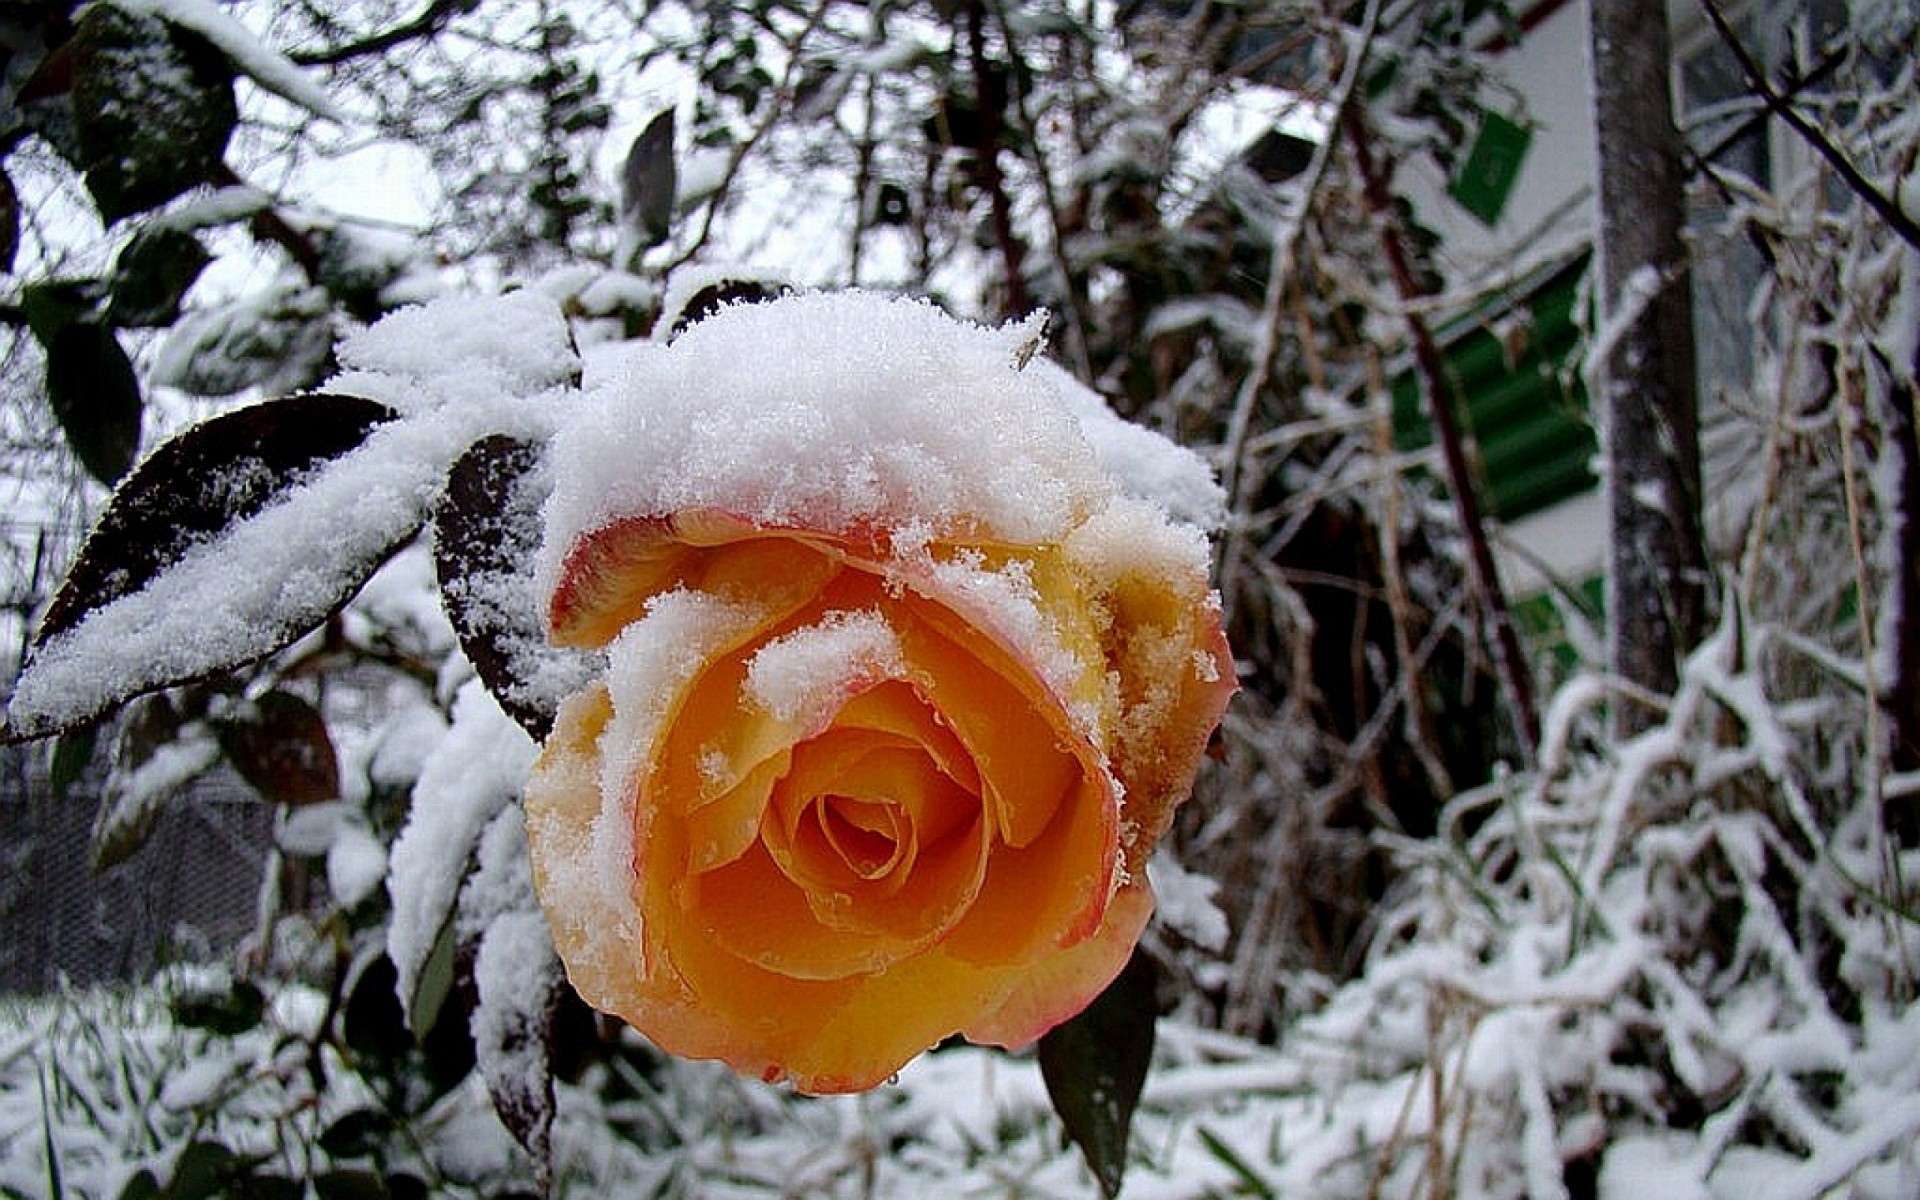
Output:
[{"xmin": 0, "ymin": 739, "xmax": 273, "ymax": 994}]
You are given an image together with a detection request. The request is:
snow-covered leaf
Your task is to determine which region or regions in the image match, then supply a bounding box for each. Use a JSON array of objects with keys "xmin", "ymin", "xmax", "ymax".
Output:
[
  {"xmin": 152, "ymin": 285, "xmax": 335, "ymax": 398},
  {"xmin": 5, "ymin": 394, "xmax": 400, "ymax": 742},
  {"xmin": 113, "ymin": 0, "xmax": 345, "ymax": 122},
  {"xmin": 91, "ymin": 695, "xmax": 220, "ymax": 870},
  {"xmin": 387, "ymin": 681, "xmax": 535, "ymax": 1030},
  {"xmin": 463, "ymin": 810, "xmax": 561, "ymax": 1167},
  {"xmin": 68, "ymin": 4, "xmax": 236, "ymax": 220},
  {"xmin": 434, "ymin": 435, "xmax": 589, "ymax": 740}
]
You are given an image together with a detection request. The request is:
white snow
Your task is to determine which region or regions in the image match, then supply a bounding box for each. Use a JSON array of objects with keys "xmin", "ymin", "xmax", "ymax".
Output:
[
  {"xmin": 1037, "ymin": 359, "xmax": 1227, "ymax": 530},
  {"xmin": 539, "ymin": 292, "xmax": 1114, "ymax": 598},
  {"xmin": 118, "ymin": 0, "xmax": 345, "ymax": 121},
  {"xmin": 1146, "ymin": 851, "xmax": 1229, "ymax": 952},
  {"xmin": 386, "ymin": 679, "xmax": 537, "ymax": 1020},
  {"xmin": 743, "ymin": 609, "xmax": 907, "ymax": 722},
  {"xmin": 333, "ymin": 290, "xmax": 580, "ymax": 415}
]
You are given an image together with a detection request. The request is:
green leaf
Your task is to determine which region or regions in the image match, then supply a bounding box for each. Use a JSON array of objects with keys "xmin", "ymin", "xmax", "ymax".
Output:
[
  {"xmin": 380, "ymin": 1176, "xmax": 428, "ymax": 1200},
  {"xmin": 1194, "ymin": 1125, "xmax": 1277, "ymax": 1199},
  {"xmin": 116, "ymin": 1169, "xmax": 161, "ymax": 1200},
  {"xmin": 317, "ymin": 1109, "xmax": 395, "ymax": 1160},
  {"xmin": 433, "ymin": 436, "xmax": 581, "ymax": 740},
  {"xmin": 312, "ymin": 1171, "xmax": 389, "ymax": 1200},
  {"xmin": 342, "ymin": 955, "xmax": 413, "ymax": 1065},
  {"xmin": 158, "ymin": 1140, "xmax": 240, "ymax": 1200},
  {"xmin": 1038, "ymin": 949, "xmax": 1159, "ymax": 1199},
  {"xmin": 68, "ymin": 4, "xmax": 236, "ymax": 221},
  {"xmin": 109, "ymin": 225, "xmax": 212, "ymax": 327},
  {"xmin": 23, "ymin": 278, "xmax": 142, "ymax": 485},
  {"xmin": 48, "ymin": 728, "xmax": 98, "ymax": 801},
  {"xmin": 408, "ymin": 915, "xmax": 458, "ymax": 1039},
  {"xmin": 43, "ymin": 318, "xmax": 144, "ymax": 484},
  {"xmin": 216, "ymin": 690, "xmax": 340, "ymax": 807}
]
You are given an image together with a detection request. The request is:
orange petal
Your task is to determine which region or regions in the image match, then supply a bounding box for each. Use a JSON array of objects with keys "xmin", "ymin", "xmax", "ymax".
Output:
[
  {"xmin": 890, "ymin": 606, "xmax": 1088, "ymax": 849},
  {"xmin": 962, "ymin": 880, "xmax": 1155, "ymax": 1048},
  {"xmin": 549, "ymin": 510, "xmax": 841, "ymax": 648},
  {"xmin": 523, "ymin": 685, "xmax": 653, "ymax": 1012}
]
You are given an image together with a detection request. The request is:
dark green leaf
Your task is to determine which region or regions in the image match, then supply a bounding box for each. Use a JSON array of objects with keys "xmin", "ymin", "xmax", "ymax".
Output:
[
  {"xmin": 19, "ymin": 278, "xmax": 108, "ymax": 342},
  {"xmin": 1038, "ymin": 949, "xmax": 1159, "ymax": 1199},
  {"xmin": 69, "ymin": 4, "xmax": 236, "ymax": 220},
  {"xmin": 42, "ymin": 317, "xmax": 143, "ymax": 484},
  {"xmin": 216, "ymin": 690, "xmax": 340, "ymax": 807},
  {"xmin": 230, "ymin": 1177, "xmax": 303, "ymax": 1200},
  {"xmin": 380, "ymin": 1175, "xmax": 428, "ymax": 1200},
  {"xmin": 312, "ymin": 1169, "xmax": 389, "ymax": 1200},
  {"xmin": 116, "ymin": 1168, "xmax": 160, "ymax": 1200},
  {"xmin": 158, "ymin": 1140, "xmax": 240, "ymax": 1200},
  {"xmin": 434, "ymin": 436, "xmax": 582, "ymax": 740},
  {"xmin": 109, "ymin": 225, "xmax": 212, "ymax": 327},
  {"xmin": 342, "ymin": 955, "xmax": 413, "ymax": 1065},
  {"xmin": 48, "ymin": 727, "xmax": 98, "ymax": 800},
  {"xmin": 22, "ymin": 277, "xmax": 143, "ymax": 483},
  {"xmin": 620, "ymin": 108, "xmax": 676, "ymax": 252},
  {"xmin": 318, "ymin": 1109, "xmax": 395, "ymax": 1160},
  {"xmin": 170, "ymin": 977, "xmax": 267, "ymax": 1036}
]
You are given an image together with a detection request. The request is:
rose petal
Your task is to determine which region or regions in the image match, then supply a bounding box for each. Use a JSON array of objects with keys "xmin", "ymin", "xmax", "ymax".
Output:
[
  {"xmin": 549, "ymin": 511, "xmax": 844, "ymax": 648},
  {"xmin": 962, "ymin": 880, "xmax": 1155, "ymax": 1048}
]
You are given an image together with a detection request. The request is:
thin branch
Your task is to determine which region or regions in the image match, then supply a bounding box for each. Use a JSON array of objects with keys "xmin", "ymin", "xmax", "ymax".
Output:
[
  {"xmin": 288, "ymin": 0, "xmax": 476, "ymax": 68},
  {"xmin": 1696, "ymin": 0, "xmax": 1920, "ymax": 253},
  {"xmin": 662, "ymin": 2, "xmax": 835, "ymax": 277},
  {"xmin": 991, "ymin": 0, "xmax": 1094, "ymax": 377},
  {"xmin": 962, "ymin": 0, "xmax": 1030, "ymax": 318},
  {"xmin": 1216, "ymin": 0, "xmax": 1383, "ymax": 616},
  {"xmin": 1344, "ymin": 109, "xmax": 1541, "ymax": 761}
]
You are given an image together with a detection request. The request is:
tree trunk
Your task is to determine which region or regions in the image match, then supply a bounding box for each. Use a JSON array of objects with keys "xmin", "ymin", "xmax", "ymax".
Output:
[{"xmin": 1587, "ymin": 0, "xmax": 1709, "ymax": 733}]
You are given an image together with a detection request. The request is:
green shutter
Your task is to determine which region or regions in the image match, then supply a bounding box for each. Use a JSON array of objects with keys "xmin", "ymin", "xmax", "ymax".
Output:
[
  {"xmin": 1390, "ymin": 253, "xmax": 1595, "ymax": 522},
  {"xmin": 1449, "ymin": 109, "xmax": 1533, "ymax": 226}
]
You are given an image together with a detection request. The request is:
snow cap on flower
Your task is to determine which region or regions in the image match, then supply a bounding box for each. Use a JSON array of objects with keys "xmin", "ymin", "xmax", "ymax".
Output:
[{"xmin": 538, "ymin": 291, "xmax": 1117, "ymax": 598}]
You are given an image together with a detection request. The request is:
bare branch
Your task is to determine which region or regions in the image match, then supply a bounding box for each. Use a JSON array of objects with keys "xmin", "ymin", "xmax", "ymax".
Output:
[
  {"xmin": 1696, "ymin": 0, "xmax": 1920, "ymax": 253},
  {"xmin": 288, "ymin": 0, "xmax": 477, "ymax": 68}
]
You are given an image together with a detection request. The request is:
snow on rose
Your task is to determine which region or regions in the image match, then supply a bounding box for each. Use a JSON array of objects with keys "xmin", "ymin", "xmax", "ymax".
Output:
[{"xmin": 522, "ymin": 291, "xmax": 1235, "ymax": 1093}]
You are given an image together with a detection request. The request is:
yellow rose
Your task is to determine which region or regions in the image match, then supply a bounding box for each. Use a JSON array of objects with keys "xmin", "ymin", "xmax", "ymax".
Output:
[{"xmin": 521, "ymin": 294, "xmax": 1233, "ymax": 1094}]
